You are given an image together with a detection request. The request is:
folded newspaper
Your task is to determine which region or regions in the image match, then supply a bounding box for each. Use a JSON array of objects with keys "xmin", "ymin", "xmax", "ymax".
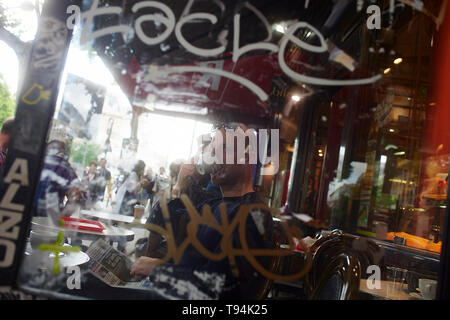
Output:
[
  {"xmin": 85, "ymin": 239, "xmax": 228, "ymax": 299},
  {"xmin": 86, "ymin": 238, "xmax": 151, "ymax": 290}
]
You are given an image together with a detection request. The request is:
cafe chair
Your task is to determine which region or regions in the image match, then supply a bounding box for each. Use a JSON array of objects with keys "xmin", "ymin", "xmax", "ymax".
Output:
[
  {"xmin": 255, "ymin": 251, "xmax": 283, "ymax": 300},
  {"xmin": 308, "ymin": 252, "xmax": 361, "ymax": 300},
  {"xmin": 306, "ymin": 231, "xmax": 362, "ymax": 300}
]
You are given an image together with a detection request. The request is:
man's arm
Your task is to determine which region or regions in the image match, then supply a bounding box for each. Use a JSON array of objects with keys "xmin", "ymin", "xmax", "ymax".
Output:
[{"xmin": 130, "ymin": 256, "xmax": 162, "ymax": 277}]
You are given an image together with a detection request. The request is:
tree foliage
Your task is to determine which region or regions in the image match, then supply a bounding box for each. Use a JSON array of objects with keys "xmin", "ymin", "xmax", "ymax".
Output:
[
  {"xmin": 70, "ymin": 139, "xmax": 102, "ymax": 168},
  {"xmin": 0, "ymin": 1, "xmax": 21, "ymax": 32},
  {"xmin": 0, "ymin": 74, "xmax": 15, "ymax": 128}
]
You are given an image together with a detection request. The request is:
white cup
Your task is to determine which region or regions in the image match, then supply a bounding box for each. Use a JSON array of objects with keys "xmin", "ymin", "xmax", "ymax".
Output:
[{"xmin": 418, "ymin": 278, "xmax": 437, "ymax": 300}]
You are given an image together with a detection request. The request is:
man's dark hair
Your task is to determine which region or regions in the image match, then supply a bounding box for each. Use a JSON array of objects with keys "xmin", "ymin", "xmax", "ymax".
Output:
[
  {"xmin": 1, "ymin": 118, "xmax": 15, "ymax": 135},
  {"xmin": 134, "ymin": 160, "xmax": 146, "ymax": 173}
]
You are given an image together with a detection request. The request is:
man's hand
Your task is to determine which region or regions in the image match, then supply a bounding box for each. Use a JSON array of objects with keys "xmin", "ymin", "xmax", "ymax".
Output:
[
  {"xmin": 130, "ymin": 257, "xmax": 161, "ymax": 277},
  {"xmin": 172, "ymin": 163, "xmax": 197, "ymax": 197}
]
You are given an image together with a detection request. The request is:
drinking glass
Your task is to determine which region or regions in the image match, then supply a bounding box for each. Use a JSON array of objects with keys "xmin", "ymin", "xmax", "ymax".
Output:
[{"xmin": 386, "ymin": 267, "xmax": 408, "ymax": 299}]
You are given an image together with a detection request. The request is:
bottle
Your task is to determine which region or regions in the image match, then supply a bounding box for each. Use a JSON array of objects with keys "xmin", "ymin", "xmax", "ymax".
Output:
[{"xmin": 430, "ymin": 224, "xmax": 440, "ymax": 243}]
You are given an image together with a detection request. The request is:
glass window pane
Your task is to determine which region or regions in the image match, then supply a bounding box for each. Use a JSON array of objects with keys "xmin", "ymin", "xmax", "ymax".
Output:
[{"xmin": 0, "ymin": 0, "xmax": 447, "ymax": 301}]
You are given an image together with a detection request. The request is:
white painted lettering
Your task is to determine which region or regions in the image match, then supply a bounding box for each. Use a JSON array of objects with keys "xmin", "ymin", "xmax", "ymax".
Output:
[
  {"xmin": 232, "ymin": 5, "xmax": 278, "ymax": 63},
  {"xmin": 0, "ymin": 210, "xmax": 22, "ymax": 240},
  {"xmin": 4, "ymin": 159, "xmax": 29, "ymax": 186},
  {"xmin": 176, "ymin": 13, "xmax": 225, "ymax": 57},
  {"xmin": 132, "ymin": 1, "xmax": 176, "ymax": 46},
  {"xmin": 278, "ymin": 22, "xmax": 382, "ymax": 86},
  {"xmin": 80, "ymin": 0, "xmax": 132, "ymax": 45},
  {"xmin": 67, "ymin": 1, "xmax": 382, "ymax": 101},
  {"xmin": 0, "ymin": 184, "xmax": 25, "ymax": 212}
]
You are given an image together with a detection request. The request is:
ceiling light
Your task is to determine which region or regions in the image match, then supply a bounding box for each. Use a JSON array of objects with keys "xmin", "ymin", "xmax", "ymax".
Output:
[
  {"xmin": 384, "ymin": 68, "xmax": 391, "ymax": 74},
  {"xmin": 389, "ymin": 129, "xmax": 395, "ymax": 133},
  {"xmin": 394, "ymin": 58, "xmax": 403, "ymax": 64},
  {"xmin": 274, "ymin": 24, "xmax": 287, "ymax": 34},
  {"xmin": 292, "ymin": 95, "xmax": 301, "ymax": 102}
]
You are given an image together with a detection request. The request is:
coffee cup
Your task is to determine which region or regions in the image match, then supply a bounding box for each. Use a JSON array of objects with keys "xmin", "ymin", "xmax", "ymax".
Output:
[
  {"xmin": 418, "ymin": 278, "xmax": 437, "ymax": 300},
  {"xmin": 134, "ymin": 205, "xmax": 145, "ymax": 219}
]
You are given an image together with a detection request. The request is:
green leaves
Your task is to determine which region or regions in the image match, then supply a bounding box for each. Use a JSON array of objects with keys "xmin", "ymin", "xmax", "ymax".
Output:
[
  {"xmin": 70, "ymin": 139, "xmax": 102, "ymax": 168},
  {"xmin": 0, "ymin": 73, "xmax": 15, "ymax": 127}
]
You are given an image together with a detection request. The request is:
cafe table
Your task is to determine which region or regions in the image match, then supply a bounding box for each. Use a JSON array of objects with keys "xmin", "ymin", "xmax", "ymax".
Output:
[
  {"xmin": 80, "ymin": 210, "xmax": 147, "ymax": 226},
  {"xmin": 31, "ymin": 216, "xmax": 135, "ymax": 242},
  {"xmin": 24, "ymin": 241, "xmax": 90, "ymax": 268},
  {"xmin": 359, "ymin": 279, "xmax": 424, "ymax": 300}
]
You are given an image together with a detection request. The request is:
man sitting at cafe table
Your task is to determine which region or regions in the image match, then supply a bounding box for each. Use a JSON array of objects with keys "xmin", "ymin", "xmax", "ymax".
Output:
[{"xmin": 130, "ymin": 124, "xmax": 275, "ymax": 299}]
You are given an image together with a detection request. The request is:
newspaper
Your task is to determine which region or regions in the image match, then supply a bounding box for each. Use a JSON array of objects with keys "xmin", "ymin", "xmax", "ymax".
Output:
[
  {"xmin": 86, "ymin": 238, "xmax": 151, "ymax": 290},
  {"xmin": 85, "ymin": 239, "xmax": 226, "ymax": 299}
]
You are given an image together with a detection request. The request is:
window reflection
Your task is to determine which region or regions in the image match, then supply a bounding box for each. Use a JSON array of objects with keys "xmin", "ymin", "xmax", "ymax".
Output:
[{"xmin": 10, "ymin": 0, "xmax": 449, "ymax": 301}]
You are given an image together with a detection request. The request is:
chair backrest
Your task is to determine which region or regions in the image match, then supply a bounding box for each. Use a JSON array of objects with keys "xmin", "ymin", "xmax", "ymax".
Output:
[
  {"xmin": 307, "ymin": 233, "xmax": 362, "ymax": 300},
  {"xmin": 252, "ymin": 253, "xmax": 282, "ymax": 300},
  {"xmin": 309, "ymin": 252, "xmax": 361, "ymax": 300},
  {"xmin": 307, "ymin": 233, "xmax": 345, "ymax": 292}
]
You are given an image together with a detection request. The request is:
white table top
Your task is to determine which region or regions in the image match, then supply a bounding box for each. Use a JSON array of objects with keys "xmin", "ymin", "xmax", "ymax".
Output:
[
  {"xmin": 32, "ymin": 217, "xmax": 135, "ymax": 241},
  {"xmin": 359, "ymin": 280, "xmax": 423, "ymax": 300},
  {"xmin": 25, "ymin": 242, "xmax": 90, "ymax": 268},
  {"xmin": 80, "ymin": 210, "xmax": 147, "ymax": 225}
]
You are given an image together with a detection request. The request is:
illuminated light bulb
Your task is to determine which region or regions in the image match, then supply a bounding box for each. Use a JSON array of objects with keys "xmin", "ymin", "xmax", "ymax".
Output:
[
  {"xmin": 389, "ymin": 129, "xmax": 395, "ymax": 133},
  {"xmin": 292, "ymin": 95, "xmax": 301, "ymax": 102},
  {"xmin": 384, "ymin": 68, "xmax": 391, "ymax": 74},
  {"xmin": 394, "ymin": 58, "xmax": 403, "ymax": 64},
  {"xmin": 274, "ymin": 24, "xmax": 286, "ymax": 34}
]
